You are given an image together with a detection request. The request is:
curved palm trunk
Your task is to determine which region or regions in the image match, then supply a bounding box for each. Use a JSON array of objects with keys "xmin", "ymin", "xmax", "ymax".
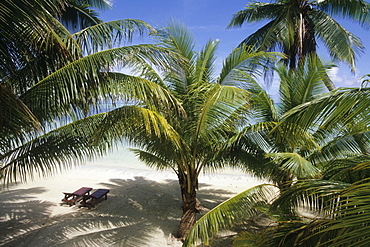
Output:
[{"xmin": 177, "ymin": 171, "xmax": 198, "ymax": 240}]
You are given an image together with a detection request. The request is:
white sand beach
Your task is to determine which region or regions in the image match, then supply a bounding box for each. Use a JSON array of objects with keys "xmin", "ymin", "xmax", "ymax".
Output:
[{"xmin": 0, "ymin": 146, "xmax": 264, "ymax": 247}]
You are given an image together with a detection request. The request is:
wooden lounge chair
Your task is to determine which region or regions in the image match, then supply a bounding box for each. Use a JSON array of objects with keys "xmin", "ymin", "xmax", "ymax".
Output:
[
  {"xmin": 79, "ymin": 189, "xmax": 110, "ymax": 209},
  {"xmin": 61, "ymin": 187, "xmax": 92, "ymax": 206}
]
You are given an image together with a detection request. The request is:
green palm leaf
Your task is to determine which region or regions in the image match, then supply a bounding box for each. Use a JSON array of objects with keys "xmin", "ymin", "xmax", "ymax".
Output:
[
  {"xmin": 266, "ymin": 152, "xmax": 321, "ymax": 179},
  {"xmin": 0, "ymin": 105, "xmax": 181, "ymax": 184},
  {"xmin": 219, "ymin": 45, "xmax": 282, "ymax": 86},
  {"xmin": 184, "ymin": 184, "xmax": 277, "ymax": 247},
  {"xmin": 0, "ymin": 114, "xmax": 107, "ymax": 184},
  {"xmin": 312, "ymin": 10, "xmax": 364, "ymax": 71},
  {"xmin": 21, "ymin": 45, "xmax": 182, "ymax": 121},
  {"xmin": 73, "ymin": 19, "xmax": 156, "ymax": 53}
]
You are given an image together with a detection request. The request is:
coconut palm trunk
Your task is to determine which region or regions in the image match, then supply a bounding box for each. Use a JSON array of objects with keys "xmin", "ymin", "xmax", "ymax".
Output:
[{"xmin": 177, "ymin": 170, "xmax": 198, "ymax": 239}]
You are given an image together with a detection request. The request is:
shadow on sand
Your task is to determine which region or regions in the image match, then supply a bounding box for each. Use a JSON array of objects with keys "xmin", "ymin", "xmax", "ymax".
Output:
[{"xmin": 0, "ymin": 177, "xmax": 238, "ymax": 246}]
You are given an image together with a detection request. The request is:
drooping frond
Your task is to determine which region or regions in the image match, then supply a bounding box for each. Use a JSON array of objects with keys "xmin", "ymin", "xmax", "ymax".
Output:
[
  {"xmin": 323, "ymin": 156, "xmax": 370, "ymax": 182},
  {"xmin": 1, "ymin": 6, "xmax": 82, "ymax": 91},
  {"xmin": 274, "ymin": 179, "xmax": 349, "ymax": 214},
  {"xmin": 21, "ymin": 45, "xmax": 183, "ymax": 121},
  {"xmin": 73, "ymin": 19, "xmax": 156, "ymax": 53},
  {"xmin": 266, "ymin": 152, "xmax": 321, "ymax": 179},
  {"xmin": 0, "ymin": 114, "xmax": 107, "ymax": 184},
  {"xmin": 90, "ymin": 106, "xmax": 181, "ymax": 148},
  {"xmin": 312, "ymin": 10, "xmax": 364, "ymax": 71},
  {"xmin": 281, "ymin": 88, "xmax": 370, "ymax": 134},
  {"xmin": 184, "ymin": 184, "xmax": 277, "ymax": 247},
  {"xmin": 0, "ymin": 104, "xmax": 182, "ymax": 184},
  {"xmin": 58, "ymin": 0, "xmax": 113, "ymax": 31},
  {"xmin": 103, "ymin": 72, "xmax": 182, "ymax": 115},
  {"xmin": 60, "ymin": 1, "xmax": 103, "ymax": 31},
  {"xmin": 317, "ymin": 0, "xmax": 370, "ymax": 26},
  {"xmin": 130, "ymin": 148, "xmax": 178, "ymax": 172},
  {"xmin": 0, "ymin": 85, "xmax": 40, "ymax": 145},
  {"xmin": 280, "ymin": 178, "xmax": 370, "ymax": 247},
  {"xmin": 227, "ymin": 3, "xmax": 284, "ymax": 28}
]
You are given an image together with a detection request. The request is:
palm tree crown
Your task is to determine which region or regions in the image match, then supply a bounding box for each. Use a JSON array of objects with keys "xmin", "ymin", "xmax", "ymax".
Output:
[
  {"xmin": 228, "ymin": 0, "xmax": 370, "ymax": 90},
  {"xmin": 95, "ymin": 20, "xmax": 281, "ymax": 239}
]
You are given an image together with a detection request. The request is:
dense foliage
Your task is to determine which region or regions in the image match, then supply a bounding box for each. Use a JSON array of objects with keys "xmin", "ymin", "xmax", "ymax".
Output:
[
  {"xmin": 184, "ymin": 57, "xmax": 370, "ymax": 246},
  {"xmin": 0, "ymin": 0, "xmax": 181, "ymax": 184},
  {"xmin": 1, "ymin": 1, "xmax": 370, "ymax": 246}
]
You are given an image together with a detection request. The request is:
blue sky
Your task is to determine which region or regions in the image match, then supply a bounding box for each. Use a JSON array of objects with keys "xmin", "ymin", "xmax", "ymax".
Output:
[{"xmin": 100, "ymin": 0, "xmax": 370, "ymax": 90}]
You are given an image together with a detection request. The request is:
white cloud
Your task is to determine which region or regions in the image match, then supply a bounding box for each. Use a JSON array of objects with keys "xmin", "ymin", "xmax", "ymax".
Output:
[{"xmin": 327, "ymin": 67, "xmax": 361, "ymax": 88}]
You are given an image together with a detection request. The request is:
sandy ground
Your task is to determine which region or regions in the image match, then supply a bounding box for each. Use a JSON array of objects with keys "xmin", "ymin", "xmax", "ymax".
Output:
[{"xmin": 0, "ymin": 150, "xmax": 264, "ymax": 247}]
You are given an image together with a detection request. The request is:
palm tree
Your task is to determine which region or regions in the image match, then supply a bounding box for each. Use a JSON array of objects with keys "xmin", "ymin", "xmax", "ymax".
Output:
[
  {"xmin": 259, "ymin": 158, "xmax": 370, "ymax": 246},
  {"xmin": 57, "ymin": 0, "xmax": 112, "ymax": 31},
  {"xmin": 184, "ymin": 56, "xmax": 370, "ymax": 246},
  {"xmin": 260, "ymin": 80, "xmax": 370, "ymax": 246},
  {"xmin": 228, "ymin": 0, "xmax": 370, "ymax": 90},
  {"xmin": 0, "ymin": 0, "xmax": 183, "ymax": 184},
  {"xmin": 89, "ymin": 21, "xmax": 281, "ymax": 239}
]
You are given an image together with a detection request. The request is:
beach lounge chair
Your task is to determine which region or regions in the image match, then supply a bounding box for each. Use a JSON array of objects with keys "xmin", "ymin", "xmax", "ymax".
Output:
[
  {"xmin": 79, "ymin": 189, "xmax": 110, "ymax": 209},
  {"xmin": 61, "ymin": 187, "xmax": 92, "ymax": 206}
]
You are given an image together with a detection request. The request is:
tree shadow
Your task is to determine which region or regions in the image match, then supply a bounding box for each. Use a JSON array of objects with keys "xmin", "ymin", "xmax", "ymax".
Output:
[
  {"xmin": 0, "ymin": 187, "xmax": 53, "ymax": 245},
  {"xmin": 0, "ymin": 177, "xmax": 238, "ymax": 246}
]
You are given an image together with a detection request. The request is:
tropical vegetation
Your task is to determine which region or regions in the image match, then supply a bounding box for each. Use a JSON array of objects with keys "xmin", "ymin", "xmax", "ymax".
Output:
[
  {"xmin": 0, "ymin": 0, "xmax": 182, "ymax": 184},
  {"xmin": 90, "ymin": 21, "xmax": 281, "ymax": 239},
  {"xmin": 2, "ymin": 0, "xmax": 370, "ymax": 246},
  {"xmin": 228, "ymin": 0, "xmax": 370, "ymax": 90},
  {"xmin": 184, "ymin": 56, "xmax": 370, "ymax": 246}
]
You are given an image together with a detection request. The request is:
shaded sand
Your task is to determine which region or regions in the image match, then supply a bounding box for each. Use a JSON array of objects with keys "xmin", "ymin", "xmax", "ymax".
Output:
[{"xmin": 0, "ymin": 148, "xmax": 264, "ymax": 247}]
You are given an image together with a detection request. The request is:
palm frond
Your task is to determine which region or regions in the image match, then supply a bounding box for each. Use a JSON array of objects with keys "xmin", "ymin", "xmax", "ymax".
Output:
[
  {"xmin": 89, "ymin": 106, "xmax": 181, "ymax": 148},
  {"xmin": 219, "ymin": 45, "xmax": 282, "ymax": 86},
  {"xmin": 73, "ymin": 19, "xmax": 156, "ymax": 53},
  {"xmin": 273, "ymin": 179, "xmax": 349, "ymax": 213},
  {"xmin": 281, "ymin": 88, "xmax": 370, "ymax": 134},
  {"xmin": 289, "ymin": 178, "xmax": 370, "ymax": 247},
  {"xmin": 103, "ymin": 72, "xmax": 183, "ymax": 116},
  {"xmin": 312, "ymin": 10, "xmax": 364, "ymax": 71},
  {"xmin": 1, "ymin": 7, "xmax": 82, "ymax": 90},
  {"xmin": 227, "ymin": 3, "xmax": 283, "ymax": 28},
  {"xmin": 184, "ymin": 184, "xmax": 277, "ymax": 247},
  {"xmin": 266, "ymin": 153, "xmax": 321, "ymax": 179},
  {"xmin": 189, "ymin": 84, "xmax": 251, "ymax": 145},
  {"xmin": 195, "ymin": 39, "xmax": 219, "ymax": 84},
  {"xmin": 60, "ymin": 1, "xmax": 102, "ymax": 31},
  {"xmin": 21, "ymin": 45, "xmax": 183, "ymax": 121},
  {"xmin": 130, "ymin": 148, "xmax": 178, "ymax": 172},
  {"xmin": 156, "ymin": 20, "xmax": 196, "ymax": 61},
  {"xmin": 0, "ymin": 84, "xmax": 40, "ymax": 144},
  {"xmin": 0, "ymin": 113, "xmax": 108, "ymax": 184},
  {"xmin": 0, "ymin": 103, "xmax": 183, "ymax": 184},
  {"xmin": 323, "ymin": 156, "xmax": 370, "ymax": 182},
  {"xmin": 276, "ymin": 56, "xmax": 327, "ymax": 111},
  {"xmin": 317, "ymin": 0, "xmax": 370, "ymax": 26}
]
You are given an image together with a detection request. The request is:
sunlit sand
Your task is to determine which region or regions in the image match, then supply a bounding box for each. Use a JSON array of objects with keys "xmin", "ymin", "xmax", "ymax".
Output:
[{"xmin": 0, "ymin": 146, "xmax": 263, "ymax": 246}]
